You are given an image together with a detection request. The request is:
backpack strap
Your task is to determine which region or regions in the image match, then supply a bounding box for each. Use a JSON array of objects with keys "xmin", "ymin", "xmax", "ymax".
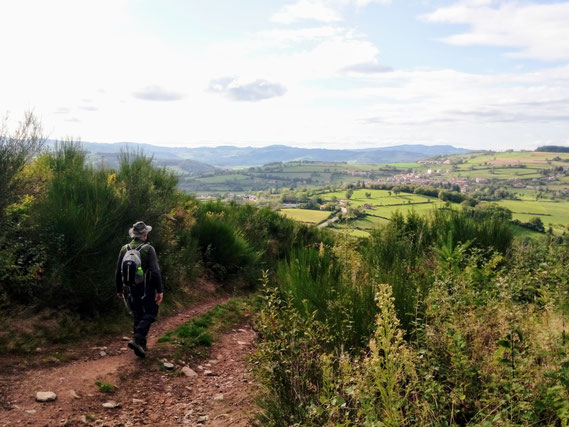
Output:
[{"xmin": 137, "ymin": 243, "xmax": 149, "ymax": 252}]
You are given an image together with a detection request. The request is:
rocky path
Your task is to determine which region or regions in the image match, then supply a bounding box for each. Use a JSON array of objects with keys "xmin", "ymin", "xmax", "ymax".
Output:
[{"xmin": 0, "ymin": 295, "xmax": 258, "ymax": 426}]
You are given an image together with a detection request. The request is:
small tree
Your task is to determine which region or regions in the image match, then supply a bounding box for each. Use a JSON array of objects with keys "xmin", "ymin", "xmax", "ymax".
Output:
[
  {"xmin": 346, "ymin": 188, "xmax": 354, "ymax": 199},
  {"xmin": 0, "ymin": 112, "xmax": 45, "ymax": 222},
  {"xmin": 529, "ymin": 217, "xmax": 545, "ymax": 233}
]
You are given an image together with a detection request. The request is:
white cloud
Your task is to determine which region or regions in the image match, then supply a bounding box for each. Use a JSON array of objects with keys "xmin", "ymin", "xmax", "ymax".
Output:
[
  {"xmin": 271, "ymin": 0, "xmax": 342, "ymax": 24},
  {"xmin": 271, "ymin": 0, "xmax": 392, "ymax": 24},
  {"xmin": 208, "ymin": 77, "xmax": 287, "ymax": 102},
  {"xmin": 133, "ymin": 86, "xmax": 185, "ymax": 102},
  {"xmin": 424, "ymin": 0, "xmax": 569, "ymax": 61},
  {"xmin": 0, "ymin": 0, "xmax": 567, "ymax": 150}
]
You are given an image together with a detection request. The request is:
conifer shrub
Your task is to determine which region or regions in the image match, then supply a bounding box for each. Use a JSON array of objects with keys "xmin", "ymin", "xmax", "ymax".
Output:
[
  {"xmin": 192, "ymin": 206, "xmax": 261, "ymax": 283},
  {"xmin": 33, "ymin": 142, "xmax": 127, "ymax": 313}
]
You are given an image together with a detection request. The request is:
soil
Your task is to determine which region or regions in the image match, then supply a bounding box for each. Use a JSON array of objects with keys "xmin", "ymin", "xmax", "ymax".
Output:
[{"xmin": 0, "ymin": 293, "xmax": 258, "ymax": 426}]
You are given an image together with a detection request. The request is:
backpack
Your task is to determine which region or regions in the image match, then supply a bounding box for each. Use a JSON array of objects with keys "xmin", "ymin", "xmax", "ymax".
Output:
[{"xmin": 121, "ymin": 244, "xmax": 148, "ymax": 286}]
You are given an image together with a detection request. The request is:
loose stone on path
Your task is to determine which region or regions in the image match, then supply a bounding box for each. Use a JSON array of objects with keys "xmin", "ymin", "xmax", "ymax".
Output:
[
  {"xmin": 181, "ymin": 366, "xmax": 198, "ymax": 377},
  {"xmin": 35, "ymin": 391, "xmax": 57, "ymax": 402},
  {"xmin": 102, "ymin": 401, "xmax": 120, "ymax": 409}
]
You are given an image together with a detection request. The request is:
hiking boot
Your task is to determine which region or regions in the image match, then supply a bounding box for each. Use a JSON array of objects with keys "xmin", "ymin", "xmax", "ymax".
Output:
[{"xmin": 128, "ymin": 340, "xmax": 146, "ymax": 358}]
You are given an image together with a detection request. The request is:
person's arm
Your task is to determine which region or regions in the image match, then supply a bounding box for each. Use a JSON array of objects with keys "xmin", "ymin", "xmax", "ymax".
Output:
[
  {"xmin": 146, "ymin": 246, "xmax": 164, "ymax": 301},
  {"xmin": 115, "ymin": 247, "xmax": 125, "ymax": 298}
]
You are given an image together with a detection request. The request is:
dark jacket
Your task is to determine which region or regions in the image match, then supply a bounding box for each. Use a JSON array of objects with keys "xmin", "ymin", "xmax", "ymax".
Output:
[{"xmin": 115, "ymin": 238, "xmax": 163, "ymax": 294}]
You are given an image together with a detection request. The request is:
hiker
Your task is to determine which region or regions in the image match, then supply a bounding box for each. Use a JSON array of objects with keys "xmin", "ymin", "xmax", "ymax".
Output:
[{"xmin": 115, "ymin": 221, "xmax": 164, "ymax": 358}]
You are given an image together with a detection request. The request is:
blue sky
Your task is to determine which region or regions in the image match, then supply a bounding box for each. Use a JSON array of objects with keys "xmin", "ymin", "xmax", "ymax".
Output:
[{"xmin": 1, "ymin": 0, "xmax": 568, "ymax": 150}]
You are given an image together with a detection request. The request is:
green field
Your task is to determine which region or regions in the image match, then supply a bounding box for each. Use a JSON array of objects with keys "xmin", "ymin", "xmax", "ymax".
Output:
[
  {"xmin": 492, "ymin": 199, "xmax": 569, "ymax": 233},
  {"xmin": 320, "ymin": 189, "xmax": 438, "ymax": 207},
  {"xmin": 196, "ymin": 173, "xmax": 249, "ymax": 184},
  {"xmin": 280, "ymin": 208, "xmax": 331, "ymax": 224}
]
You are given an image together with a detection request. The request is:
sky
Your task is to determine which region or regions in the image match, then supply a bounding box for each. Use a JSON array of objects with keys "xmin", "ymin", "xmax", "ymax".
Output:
[{"xmin": 1, "ymin": 0, "xmax": 569, "ymax": 150}]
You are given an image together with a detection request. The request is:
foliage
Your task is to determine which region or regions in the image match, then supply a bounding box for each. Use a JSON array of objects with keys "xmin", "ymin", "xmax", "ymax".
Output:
[
  {"xmin": 159, "ymin": 298, "xmax": 252, "ymax": 359},
  {"xmin": 0, "ymin": 111, "xmax": 45, "ymax": 222},
  {"xmin": 253, "ymin": 211, "xmax": 569, "ymax": 425},
  {"xmin": 95, "ymin": 381, "xmax": 116, "ymax": 393},
  {"xmin": 277, "ymin": 244, "xmax": 377, "ymax": 352}
]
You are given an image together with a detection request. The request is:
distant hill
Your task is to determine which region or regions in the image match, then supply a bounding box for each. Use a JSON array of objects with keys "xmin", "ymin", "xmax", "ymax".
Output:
[{"xmin": 47, "ymin": 140, "xmax": 470, "ymax": 167}]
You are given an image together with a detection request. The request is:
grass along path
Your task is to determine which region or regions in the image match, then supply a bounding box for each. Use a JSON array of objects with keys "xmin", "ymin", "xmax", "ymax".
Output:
[{"xmin": 0, "ymin": 293, "xmax": 258, "ymax": 426}]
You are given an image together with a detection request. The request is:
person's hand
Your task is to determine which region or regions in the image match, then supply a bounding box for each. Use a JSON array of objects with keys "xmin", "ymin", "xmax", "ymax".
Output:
[
  {"xmin": 116, "ymin": 292, "xmax": 124, "ymax": 300},
  {"xmin": 155, "ymin": 292, "xmax": 164, "ymax": 306}
]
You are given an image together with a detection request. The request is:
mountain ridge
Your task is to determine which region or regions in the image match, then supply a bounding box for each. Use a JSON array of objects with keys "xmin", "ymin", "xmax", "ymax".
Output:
[{"xmin": 47, "ymin": 140, "xmax": 470, "ymax": 167}]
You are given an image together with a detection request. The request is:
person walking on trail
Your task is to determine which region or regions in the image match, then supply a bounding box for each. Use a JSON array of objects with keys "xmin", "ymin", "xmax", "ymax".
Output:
[{"xmin": 115, "ymin": 221, "xmax": 164, "ymax": 358}]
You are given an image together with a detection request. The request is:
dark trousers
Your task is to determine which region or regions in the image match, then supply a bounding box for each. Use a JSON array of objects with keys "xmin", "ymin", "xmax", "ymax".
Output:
[{"xmin": 128, "ymin": 284, "xmax": 159, "ymax": 347}]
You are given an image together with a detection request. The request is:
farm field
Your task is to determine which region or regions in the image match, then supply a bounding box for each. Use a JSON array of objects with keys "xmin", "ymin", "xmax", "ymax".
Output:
[
  {"xmin": 320, "ymin": 188, "xmax": 438, "ymax": 207},
  {"xmin": 196, "ymin": 173, "xmax": 250, "ymax": 184},
  {"xmin": 280, "ymin": 208, "xmax": 331, "ymax": 224},
  {"xmin": 493, "ymin": 199, "xmax": 569, "ymax": 233},
  {"xmin": 455, "ymin": 168, "xmax": 542, "ymax": 180}
]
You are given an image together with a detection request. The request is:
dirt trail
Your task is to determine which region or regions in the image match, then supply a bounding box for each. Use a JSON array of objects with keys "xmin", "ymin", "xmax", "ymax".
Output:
[{"xmin": 0, "ymin": 295, "xmax": 258, "ymax": 426}]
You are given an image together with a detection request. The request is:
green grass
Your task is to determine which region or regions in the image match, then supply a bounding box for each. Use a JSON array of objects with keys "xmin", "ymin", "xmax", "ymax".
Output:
[
  {"xmin": 493, "ymin": 199, "xmax": 569, "ymax": 233},
  {"xmin": 158, "ymin": 298, "xmax": 252, "ymax": 359},
  {"xmin": 95, "ymin": 381, "xmax": 116, "ymax": 393},
  {"xmin": 280, "ymin": 208, "xmax": 331, "ymax": 224},
  {"xmin": 196, "ymin": 174, "xmax": 249, "ymax": 184}
]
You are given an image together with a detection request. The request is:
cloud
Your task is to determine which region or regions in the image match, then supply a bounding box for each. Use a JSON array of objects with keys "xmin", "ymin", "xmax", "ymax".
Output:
[
  {"xmin": 133, "ymin": 85, "xmax": 185, "ymax": 101},
  {"xmin": 344, "ymin": 0, "xmax": 392, "ymax": 7},
  {"xmin": 271, "ymin": 0, "xmax": 391, "ymax": 24},
  {"xmin": 423, "ymin": 1, "xmax": 569, "ymax": 61},
  {"xmin": 341, "ymin": 61, "xmax": 393, "ymax": 73},
  {"xmin": 271, "ymin": 0, "xmax": 341, "ymax": 24},
  {"xmin": 54, "ymin": 107, "xmax": 70, "ymax": 114},
  {"xmin": 208, "ymin": 77, "xmax": 287, "ymax": 102},
  {"xmin": 79, "ymin": 105, "xmax": 98, "ymax": 111}
]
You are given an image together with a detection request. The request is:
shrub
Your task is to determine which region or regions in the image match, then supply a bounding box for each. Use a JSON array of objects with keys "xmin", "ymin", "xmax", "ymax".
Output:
[
  {"xmin": 0, "ymin": 112, "xmax": 45, "ymax": 222},
  {"xmin": 192, "ymin": 208, "xmax": 260, "ymax": 283},
  {"xmin": 33, "ymin": 142, "xmax": 126, "ymax": 313}
]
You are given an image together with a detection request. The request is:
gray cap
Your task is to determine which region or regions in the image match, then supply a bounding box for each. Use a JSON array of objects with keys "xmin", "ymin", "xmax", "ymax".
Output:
[{"xmin": 129, "ymin": 221, "xmax": 153, "ymax": 238}]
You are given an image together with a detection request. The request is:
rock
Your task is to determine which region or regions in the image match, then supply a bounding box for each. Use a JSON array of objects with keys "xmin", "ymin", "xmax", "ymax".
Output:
[
  {"xmin": 181, "ymin": 367, "xmax": 198, "ymax": 377},
  {"xmin": 237, "ymin": 341, "xmax": 247, "ymax": 345},
  {"xmin": 122, "ymin": 336, "xmax": 131, "ymax": 341},
  {"xmin": 99, "ymin": 351, "xmax": 107, "ymax": 357},
  {"xmin": 197, "ymin": 365, "xmax": 204, "ymax": 370},
  {"xmin": 213, "ymin": 393, "xmax": 224, "ymax": 401},
  {"xmin": 79, "ymin": 415, "xmax": 88, "ymax": 424},
  {"xmin": 132, "ymin": 398, "xmax": 145, "ymax": 404},
  {"xmin": 120, "ymin": 347, "xmax": 127, "ymax": 351},
  {"xmin": 36, "ymin": 391, "xmax": 57, "ymax": 402},
  {"xmin": 69, "ymin": 390, "xmax": 81, "ymax": 399},
  {"xmin": 198, "ymin": 415, "xmax": 209, "ymax": 423},
  {"xmin": 214, "ymin": 414, "xmax": 229, "ymax": 420},
  {"xmin": 208, "ymin": 359, "xmax": 219, "ymax": 365},
  {"xmin": 102, "ymin": 401, "xmax": 120, "ymax": 409},
  {"xmin": 204, "ymin": 370, "xmax": 215, "ymax": 376},
  {"xmin": 25, "ymin": 409, "xmax": 37, "ymax": 414},
  {"xmin": 238, "ymin": 328, "xmax": 247, "ymax": 332},
  {"xmin": 163, "ymin": 362, "xmax": 175, "ymax": 370}
]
